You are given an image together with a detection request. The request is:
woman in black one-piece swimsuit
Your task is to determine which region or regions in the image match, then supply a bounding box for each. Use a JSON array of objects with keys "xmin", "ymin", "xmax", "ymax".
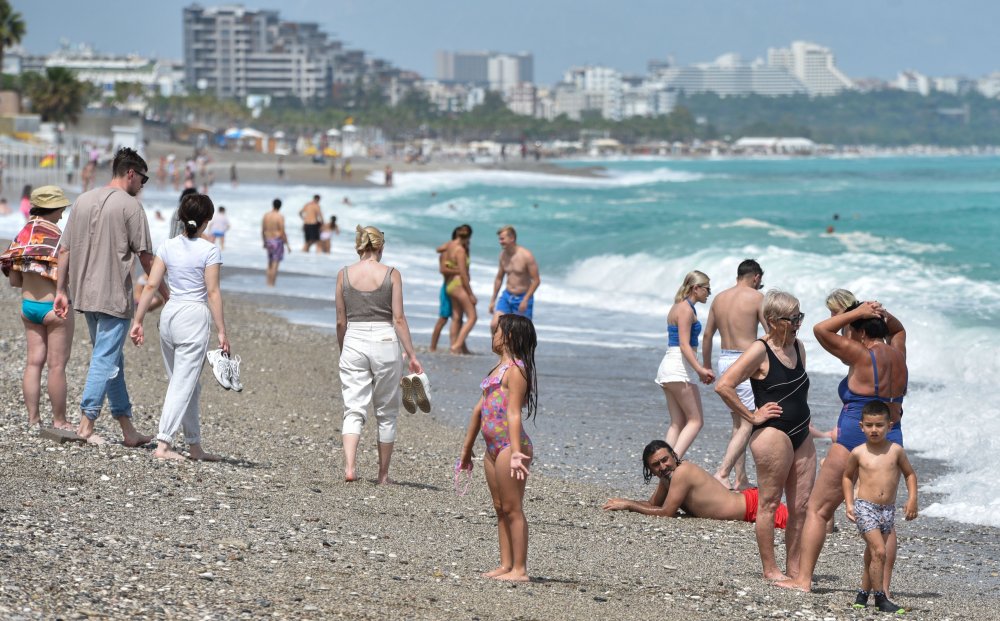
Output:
[{"xmin": 715, "ymin": 290, "xmax": 817, "ymax": 582}]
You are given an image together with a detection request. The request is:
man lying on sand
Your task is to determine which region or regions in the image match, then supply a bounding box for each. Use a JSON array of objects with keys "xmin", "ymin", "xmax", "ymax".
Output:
[{"xmin": 603, "ymin": 439, "xmax": 788, "ymax": 528}]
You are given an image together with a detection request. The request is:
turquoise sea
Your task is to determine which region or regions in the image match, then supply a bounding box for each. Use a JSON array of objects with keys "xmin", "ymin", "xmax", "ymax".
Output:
[{"xmin": 5, "ymin": 155, "xmax": 997, "ymax": 526}]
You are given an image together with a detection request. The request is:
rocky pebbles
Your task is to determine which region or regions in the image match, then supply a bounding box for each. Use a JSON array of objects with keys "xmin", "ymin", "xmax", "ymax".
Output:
[{"xmin": 1, "ymin": 286, "xmax": 998, "ymax": 620}]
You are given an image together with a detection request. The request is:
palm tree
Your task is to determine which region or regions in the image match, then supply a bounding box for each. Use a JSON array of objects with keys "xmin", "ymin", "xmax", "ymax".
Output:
[
  {"xmin": 0, "ymin": 1, "xmax": 26, "ymax": 74},
  {"xmin": 24, "ymin": 67, "xmax": 87, "ymax": 124}
]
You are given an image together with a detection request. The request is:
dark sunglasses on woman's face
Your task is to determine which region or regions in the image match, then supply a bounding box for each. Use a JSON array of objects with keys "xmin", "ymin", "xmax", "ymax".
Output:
[{"xmin": 779, "ymin": 313, "xmax": 806, "ymax": 324}]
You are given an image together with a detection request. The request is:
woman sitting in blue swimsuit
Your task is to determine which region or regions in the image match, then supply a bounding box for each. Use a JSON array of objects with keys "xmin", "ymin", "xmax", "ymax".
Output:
[{"xmin": 777, "ymin": 295, "xmax": 908, "ymax": 596}]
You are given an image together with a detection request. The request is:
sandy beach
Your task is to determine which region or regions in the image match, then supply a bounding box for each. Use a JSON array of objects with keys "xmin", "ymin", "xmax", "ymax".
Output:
[{"xmin": 1, "ymin": 268, "xmax": 998, "ymax": 620}]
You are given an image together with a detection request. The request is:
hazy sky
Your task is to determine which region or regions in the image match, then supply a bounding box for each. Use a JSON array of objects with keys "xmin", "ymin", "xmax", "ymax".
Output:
[{"xmin": 12, "ymin": 0, "xmax": 1000, "ymax": 83}]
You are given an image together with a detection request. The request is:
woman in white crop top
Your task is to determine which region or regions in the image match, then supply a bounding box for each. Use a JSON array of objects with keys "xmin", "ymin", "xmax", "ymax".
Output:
[{"xmin": 131, "ymin": 193, "xmax": 230, "ymax": 461}]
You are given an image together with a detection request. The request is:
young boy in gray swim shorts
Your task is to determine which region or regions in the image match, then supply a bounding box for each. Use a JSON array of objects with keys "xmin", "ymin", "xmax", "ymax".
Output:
[{"xmin": 843, "ymin": 402, "xmax": 918, "ymax": 614}]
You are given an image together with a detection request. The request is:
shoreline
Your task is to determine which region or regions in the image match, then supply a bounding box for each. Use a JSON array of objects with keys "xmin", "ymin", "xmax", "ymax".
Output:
[{"xmin": 2, "ymin": 268, "xmax": 998, "ymax": 619}]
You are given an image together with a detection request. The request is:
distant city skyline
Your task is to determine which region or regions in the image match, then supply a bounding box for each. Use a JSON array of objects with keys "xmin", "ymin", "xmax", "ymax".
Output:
[{"xmin": 12, "ymin": 0, "xmax": 1000, "ymax": 83}]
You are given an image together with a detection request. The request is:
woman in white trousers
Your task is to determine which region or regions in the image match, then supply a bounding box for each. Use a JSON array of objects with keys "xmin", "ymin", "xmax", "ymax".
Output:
[
  {"xmin": 336, "ymin": 225, "xmax": 422, "ymax": 484},
  {"xmin": 131, "ymin": 193, "xmax": 229, "ymax": 461}
]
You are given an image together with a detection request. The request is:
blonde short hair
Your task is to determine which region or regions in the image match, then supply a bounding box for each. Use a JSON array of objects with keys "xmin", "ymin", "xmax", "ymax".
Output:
[
  {"xmin": 355, "ymin": 225, "xmax": 385, "ymax": 254},
  {"xmin": 762, "ymin": 290, "xmax": 800, "ymax": 329},
  {"xmin": 674, "ymin": 270, "xmax": 710, "ymax": 303},
  {"xmin": 825, "ymin": 288, "xmax": 857, "ymax": 315},
  {"xmin": 496, "ymin": 225, "xmax": 517, "ymax": 240}
]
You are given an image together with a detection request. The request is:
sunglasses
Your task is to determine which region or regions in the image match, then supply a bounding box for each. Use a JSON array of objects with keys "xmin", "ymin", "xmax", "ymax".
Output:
[
  {"xmin": 132, "ymin": 169, "xmax": 149, "ymax": 186},
  {"xmin": 779, "ymin": 313, "xmax": 806, "ymax": 324}
]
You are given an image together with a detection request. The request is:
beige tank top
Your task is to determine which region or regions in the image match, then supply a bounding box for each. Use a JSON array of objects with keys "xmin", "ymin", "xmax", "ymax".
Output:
[{"xmin": 341, "ymin": 266, "xmax": 393, "ymax": 322}]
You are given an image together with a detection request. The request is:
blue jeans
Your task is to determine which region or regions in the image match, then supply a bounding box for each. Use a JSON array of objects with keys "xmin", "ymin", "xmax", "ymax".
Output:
[{"xmin": 80, "ymin": 312, "xmax": 133, "ymax": 420}]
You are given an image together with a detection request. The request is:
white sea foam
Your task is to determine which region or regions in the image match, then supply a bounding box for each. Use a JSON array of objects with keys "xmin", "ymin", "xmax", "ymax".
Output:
[
  {"xmin": 364, "ymin": 166, "xmax": 705, "ymax": 197},
  {"xmin": 833, "ymin": 230, "xmax": 952, "ymax": 255},
  {"xmin": 708, "ymin": 218, "xmax": 808, "ymax": 239}
]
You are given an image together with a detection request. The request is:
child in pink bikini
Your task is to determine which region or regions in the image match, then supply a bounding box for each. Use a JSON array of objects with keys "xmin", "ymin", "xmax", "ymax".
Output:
[{"xmin": 458, "ymin": 314, "xmax": 537, "ymax": 582}]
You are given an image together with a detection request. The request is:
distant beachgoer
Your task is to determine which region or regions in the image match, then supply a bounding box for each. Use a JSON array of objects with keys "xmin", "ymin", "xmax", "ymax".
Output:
[
  {"xmin": 458, "ymin": 314, "xmax": 538, "ymax": 582},
  {"xmin": 230, "ymin": 163, "xmax": 238, "ymax": 187},
  {"xmin": 277, "ymin": 156, "xmax": 285, "ymax": 181},
  {"xmin": 130, "ymin": 193, "xmax": 230, "ymax": 461},
  {"xmin": 54, "ymin": 147, "xmax": 165, "ymax": 446},
  {"xmin": 342, "ymin": 159, "xmax": 352, "ymax": 179},
  {"xmin": 209, "ymin": 206, "xmax": 231, "ymax": 250},
  {"xmin": 335, "ymin": 225, "xmax": 423, "ymax": 484},
  {"xmin": 429, "ymin": 224, "xmax": 471, "ymax": 352},
  {"xmin": 603, "ymin": 440, "xmax": 789, "ymax": 527},
  {"xmin": 0, "ymin": 198, "xmax": 10, "ymax": 215},
  {"xmin": 262, "ymin": 199, "xmax": 291, "ymax": 286},
  {"xmin": 19, "ymin": 185, "xmax": 32, "ymax": 220},
  {"xmin": 157, "ymin": 157, "xmax": 167, "ymax": 187},
  {"xmin": 384, "ymin": 164, "xmax": 393, "ymax": 187},
  {"xmin": 488, "ymin": 226, "xmax": 540, "ymax": 332},
  {"xmin": 319, "ymin": 215, "xmax": 340, "ymax": 253},
  {"xmin": 656, "ymin": 270, "xmax": 715, "ymax": 457},
  {"xmin": 1, "ymin": 185, "xmax": 74, "ymax": 429},
  {"xmin": 716, "ymin": 290, "xmax": 815, "ymax": 582},
  {"xmin": 842, "ymin": 402, "xmax": 917, "ymax": 613},
  {"xmin": 445, "ymin": 226, "xmax": 476, "ymax": 354},
  {"xmin": 329, "ymin": 160, "xmax": 337, "ymax": 179},
  {"xmin": 778, "ymin": 294, "xmax": 908, "ymax": 596},
  {"xmin": 702, "ymin": 259, "xmax": 766, "ymax": 490},
  {"xmin": 81, "ymin": 161, "xmax": 96, "ymax": 192},
  {"xmin": 342, "ymin": 196, "xmax": 352, "ymax": 207},
  {"xmin": 299, "ymin": 194, "xmax": 323, "ymax": 253},
  {"xmin": 65, "ymin": 153, "xmax": 76, "ymax": 185}
]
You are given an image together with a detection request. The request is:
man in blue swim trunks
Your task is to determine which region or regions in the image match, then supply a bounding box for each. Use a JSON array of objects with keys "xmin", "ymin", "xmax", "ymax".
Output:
[{"xmin": 488, "ymin": 225, "xmax": 540, "ymax": 332}]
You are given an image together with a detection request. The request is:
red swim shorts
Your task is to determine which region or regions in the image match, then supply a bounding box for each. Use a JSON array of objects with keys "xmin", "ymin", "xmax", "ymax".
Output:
[{"xmin": 741, "ymin": 487, "xmax": 789, "ymax": 529}]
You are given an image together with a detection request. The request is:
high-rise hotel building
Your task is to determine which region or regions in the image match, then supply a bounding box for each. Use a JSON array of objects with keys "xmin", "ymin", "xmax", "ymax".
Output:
[{"xmin": 182, "ymin": 4, "xmax": 337, "ymax": 100}]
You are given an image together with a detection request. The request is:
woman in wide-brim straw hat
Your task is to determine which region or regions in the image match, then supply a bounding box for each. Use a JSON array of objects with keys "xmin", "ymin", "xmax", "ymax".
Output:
[
  {"xmin": 335, "ymin": 225, "xmax": 423, "ymax": 484},
  {"xmin": 0, "ymin": 185, "xmax": 75, "ymax": 429}
]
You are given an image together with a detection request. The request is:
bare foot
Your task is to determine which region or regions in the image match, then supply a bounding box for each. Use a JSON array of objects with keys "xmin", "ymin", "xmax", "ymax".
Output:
[
  {"xmin": 494, "ymin": 570, "xmax": 530, "ymax": 582},
  {"xmin": 86, "ymin": 433, "xmax": 106, "ymax": 445},
  {"xmin": 122, "ymin": 431, "xmax": 153, "ymax": 448},
  {"xmin": 376, "ymin": 477, "xmax": 395, "ymax": 485},
  {"xmin": 344, "ymin": 469, "xmax": 358, "ymax": 482},
  {"xmin": 153, "ymin": 447, "xmax": 187, "ymax": 461},
  {"xmin": 52, "ymin": 420, "xmax": 76, "ymax": 431},
  {"xmin": 482, "ymin": 566, "xmax": 511, "ymax": 578},
  {"xmin": 28, "ymin": 416, "xmax": 42, "ymax": 428},
  {"xmin": 775, "ymin": 579, "xmax": 810, "ymax": 592},
  {"xmin": 713, "ymin": 472, "xmax": 733, "ymax": 490},
  {"xmin": 764, "ymin": 571, "xmax": 792, "ymax": 582}
]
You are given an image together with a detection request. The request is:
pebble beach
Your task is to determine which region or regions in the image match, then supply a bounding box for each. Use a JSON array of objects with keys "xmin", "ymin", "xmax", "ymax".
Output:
[{"xmin": 1, "ymin": 278, "xmax": 999, "ymax": 620}]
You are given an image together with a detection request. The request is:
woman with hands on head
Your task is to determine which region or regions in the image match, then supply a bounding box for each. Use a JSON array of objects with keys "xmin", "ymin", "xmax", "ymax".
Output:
[
  {"xmin": 131, "ymin": 193, "xmax": 228, "ymax": 462},
  {"xmin": 655, "ymin": 270, "xmax": 715, "ymax": 457},
  {"xmin": 778, "ymin": 292, "xmax": 908, "ymax": 595},
  {"xmin": 715, "ymin": 290, "xmax": 815, "ymax": 582}
]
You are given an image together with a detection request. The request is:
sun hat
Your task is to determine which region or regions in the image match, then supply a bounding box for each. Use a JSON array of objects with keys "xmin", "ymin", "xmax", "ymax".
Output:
[{"xmin": 30, "ymin": 185, "xmax": 71, "ymax": 210}]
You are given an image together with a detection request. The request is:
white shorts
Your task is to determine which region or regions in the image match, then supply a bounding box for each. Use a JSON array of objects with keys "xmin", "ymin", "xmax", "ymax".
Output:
[
  {"xmin": 655, "ymin": 347, "xmax": 695, "ymax": 384},
  {"xmin": 719, "ymin": 349, "xmax": 755, "ymax": 410}
]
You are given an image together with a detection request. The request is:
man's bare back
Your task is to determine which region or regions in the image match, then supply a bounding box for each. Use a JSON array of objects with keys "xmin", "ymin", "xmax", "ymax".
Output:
[
  {"xmin": 300, "ymin": 200, "xmax": 322, "ymax": 225},
  {"xmin": 705, "ymin": 286, "xmax": 765, "ymax": 353},
  {"xmin": 662, "ymin": 462, "xmax": 746, "ymax": 520},
  {"xmin": 262, "ymin": 211, "xmax": 285, "ymax": 239}
]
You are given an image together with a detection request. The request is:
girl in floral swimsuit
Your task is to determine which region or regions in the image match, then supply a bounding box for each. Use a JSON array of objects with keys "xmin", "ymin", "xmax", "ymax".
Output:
[{"xmin": 458, "ymin": 314, "xmax": 538, "ymax": 582}]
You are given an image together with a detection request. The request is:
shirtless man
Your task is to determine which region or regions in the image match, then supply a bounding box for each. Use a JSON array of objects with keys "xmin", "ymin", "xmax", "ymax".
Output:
[
  {"xmin": 603, "ymin": 440, "xmax": 788, "ymax": 527},
  {"xmin": 262, "ymin": 199, "xmax": 291, "ymax": 286},
  {"xmin": 299, "ymin": 194, "xmax": 323, "ymax": 253},
  {"xmin": 488, "ymin": 225, "xmax": 540, "ymax": 332},
  {"xmin": 702, "ymin": 259, "xmax": 766, "ymax": 490}
]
